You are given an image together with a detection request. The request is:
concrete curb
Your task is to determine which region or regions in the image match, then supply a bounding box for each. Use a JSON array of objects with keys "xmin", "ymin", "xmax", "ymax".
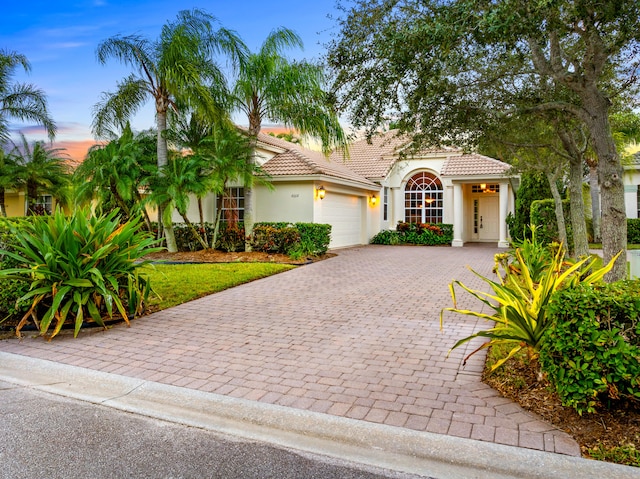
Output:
[{"xmin": 1, "ymin": 352, "xmax": 637, "ymax": 479}]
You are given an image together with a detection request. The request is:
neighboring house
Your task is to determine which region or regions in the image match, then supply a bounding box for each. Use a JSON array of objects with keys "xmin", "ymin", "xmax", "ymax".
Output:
[
  {"xmin": 180, "ymin": 130, "xmax": 518, "ymax": 249},
  {"xmin": 2, "ymin": 190, "xmax": 58, "ymax": 216}
]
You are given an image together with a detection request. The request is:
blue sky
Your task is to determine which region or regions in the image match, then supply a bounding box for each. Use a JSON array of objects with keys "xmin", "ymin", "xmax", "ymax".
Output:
[{"xmin": 2, "ymin": 0, "xmax": 341, "ymax": 157}]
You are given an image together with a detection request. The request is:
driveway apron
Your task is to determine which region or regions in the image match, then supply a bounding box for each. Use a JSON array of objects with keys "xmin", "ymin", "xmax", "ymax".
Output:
[{"xmin": 0, "ymin": 245, "xmax": 579, "ymax": 456}]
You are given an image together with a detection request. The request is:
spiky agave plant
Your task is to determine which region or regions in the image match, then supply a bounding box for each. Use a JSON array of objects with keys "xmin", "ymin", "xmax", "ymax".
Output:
[{"xmin": 440, "ymin": 245, "xmax": 620, "ymax": 371}]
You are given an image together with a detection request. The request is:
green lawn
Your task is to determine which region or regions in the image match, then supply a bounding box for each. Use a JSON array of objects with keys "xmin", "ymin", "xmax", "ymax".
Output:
[{"xmin": 141, "ymin": 263, "xmax": 295, "ymax": 311}]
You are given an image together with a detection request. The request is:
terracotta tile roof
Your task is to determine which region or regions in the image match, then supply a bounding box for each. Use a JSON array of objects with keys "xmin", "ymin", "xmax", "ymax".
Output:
[
  {"xmin": 441, "ymin": 153, "xmax": 512, "ymax": 177},
  {"xmin": 258, "ymin": 133, "xmax": 377, "ymax": 188},
  {"xmin": 330, "ymin": 130, "xmax": 462, "ymax": 179},
  {"xmin": 327, "ymin": 131, "xmax": 405, "ymax": 179},
  {"xmin": 256, "ymin": 132, "xmax": 298, "ymax": 151}
]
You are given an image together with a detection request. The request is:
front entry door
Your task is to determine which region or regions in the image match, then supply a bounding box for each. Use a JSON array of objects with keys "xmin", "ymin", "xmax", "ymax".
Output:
[{"xmin": 478, "ymin": 196, "xmax": 499, "ymax": 241}]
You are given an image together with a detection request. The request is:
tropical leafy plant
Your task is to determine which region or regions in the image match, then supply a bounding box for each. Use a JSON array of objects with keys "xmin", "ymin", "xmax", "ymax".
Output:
[
  {"xmin": 440, "ymin": 244, "xmax": 620, "ymax": 371},
  {"xmin": 0, "ymin": 208, "xmax": 160, "ymax": 339}
]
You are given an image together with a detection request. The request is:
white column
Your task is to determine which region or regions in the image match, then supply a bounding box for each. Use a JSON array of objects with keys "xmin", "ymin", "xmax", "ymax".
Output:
[
  {"xmin": 452, "ymin": 183, "xmax": 464, "ymax": 247},
  {"xmin": 391, "ymin": 187, "xmax": 402, "ymax": 228},
  {"xmin": 624, "ymin": 184, "xmax": 638, "ymax": 219},
  {"xmin": 498, "ymin": 181, "xmax": 510, "ymax": 248}
]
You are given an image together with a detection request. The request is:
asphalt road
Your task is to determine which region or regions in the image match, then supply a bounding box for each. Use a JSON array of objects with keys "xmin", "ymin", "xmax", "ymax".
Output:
[{"xmin": 0, "ymin": 381, "xmax": 430, "ymax": 479}]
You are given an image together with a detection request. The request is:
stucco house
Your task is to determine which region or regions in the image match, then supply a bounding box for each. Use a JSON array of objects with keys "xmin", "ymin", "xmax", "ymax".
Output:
[{"xmin": 198, "ymin": 130, "xmax": 519, "ymax": 249}]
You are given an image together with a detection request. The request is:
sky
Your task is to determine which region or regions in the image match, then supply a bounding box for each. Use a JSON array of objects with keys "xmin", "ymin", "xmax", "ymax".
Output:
[{"xmin": 2, "ymin": 0, "xmax": 343, "ymax": 160}]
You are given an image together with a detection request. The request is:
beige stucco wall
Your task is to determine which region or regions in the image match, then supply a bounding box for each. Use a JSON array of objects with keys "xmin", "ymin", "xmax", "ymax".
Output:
[
  {"xmin": 255, "ymin": 182, "xmax": 314, "ymax": 223},
  {"xmin": 4, "ymin": 192, "xmax": 24, "ymax": 217}
]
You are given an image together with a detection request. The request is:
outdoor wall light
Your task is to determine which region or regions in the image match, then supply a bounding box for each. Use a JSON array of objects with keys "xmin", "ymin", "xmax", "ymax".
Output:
[
  {"xmin": 370, "ymin": 195, "xmax": 377, "ymax": 206},
  {"xmin": 317, "ymin": 186, "xmax": 326, "ymax": 200}
]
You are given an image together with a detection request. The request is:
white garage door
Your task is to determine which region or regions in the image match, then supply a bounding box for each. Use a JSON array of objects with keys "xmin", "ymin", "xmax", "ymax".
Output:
[{"xmin": 322, "ymin": 193, "xmax": 363, "ymax": 248}]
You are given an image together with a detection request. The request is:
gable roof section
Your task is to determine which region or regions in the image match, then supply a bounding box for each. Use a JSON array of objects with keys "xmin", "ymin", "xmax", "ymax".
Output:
[
  {"xmin": 255, "ymin": 132, "xmax": 295, "ymax": 152},
  {"xmin": 330, "ymin": 130, "xmax": 463, "ymax": 179},
  {"xmin": 330, "ymin": 131, "xmax": 408, "ymax": 179},
  {"xmin": 441, "ymin": 153, "xmax": 512, "ymax": 177},
  {"xmin": 258, "ymin": 133, "xmax": 377, "ymax": 188}
]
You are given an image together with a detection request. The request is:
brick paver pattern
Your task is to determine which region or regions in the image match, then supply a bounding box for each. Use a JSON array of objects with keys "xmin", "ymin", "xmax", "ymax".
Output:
[{"xmin": 0, "ymin": 245, "xmax": 580, "ymax": 456}]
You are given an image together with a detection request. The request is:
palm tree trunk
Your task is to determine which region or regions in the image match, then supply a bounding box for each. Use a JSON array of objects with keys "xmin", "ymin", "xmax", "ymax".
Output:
[
  {"xmin": 197, "ymin": 197, "xmax": 208, "ymax": 247},
  {"xmin": 212, "ymin": 204, "xmax": 223, "ymax": 251},
  {"xmin": 156, "ymin": 106, "xmax": 177, "ymax": 252},
  {"xmin": 26, "ymin": 182, "xmax": 38, "ymax": 215},
  {"xmin": 0, "ymin": 188, "xmax": 6, "ymax": 217},
  {"xmin": 243, "ymin": 111, "xmax": 261, "ymax": 252}
]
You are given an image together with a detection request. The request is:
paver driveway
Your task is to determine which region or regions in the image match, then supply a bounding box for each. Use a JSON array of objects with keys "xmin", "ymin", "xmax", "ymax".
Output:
[{"xmin": 0, "ymin": 244, "xmax": 579, "ymax": 456}]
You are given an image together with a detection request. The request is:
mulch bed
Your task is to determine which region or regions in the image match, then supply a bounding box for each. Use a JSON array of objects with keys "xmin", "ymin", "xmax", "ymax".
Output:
[
  {"xmin": 483, "ymin": 354, "xmax": 640, "ymax": 465},
  {"xmin": 143, "ymin": 249, "xmax": 336, "ymax": 265}
]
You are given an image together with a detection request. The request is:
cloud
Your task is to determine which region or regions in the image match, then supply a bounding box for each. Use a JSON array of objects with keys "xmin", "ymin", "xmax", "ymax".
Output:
[
  {"xmin": 53, "ymin": 139, "xmax": 99, "ymax": 162},
  {"xmin": 47, "ymin": 42, "xmax": 87, "ymax": 50}
]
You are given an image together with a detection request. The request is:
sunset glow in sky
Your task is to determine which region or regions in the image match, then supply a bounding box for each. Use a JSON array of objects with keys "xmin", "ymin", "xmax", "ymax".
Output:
[{"xmin": 2, "ymin": 1, "xmax": 340, "ymax": 160}]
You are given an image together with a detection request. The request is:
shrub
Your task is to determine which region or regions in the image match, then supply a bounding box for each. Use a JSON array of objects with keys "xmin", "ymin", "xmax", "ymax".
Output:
[
  {"xmin": 371, "ymin": 230, "xmax": 400, "ymax": 245},
  {"xmin": 251, "ymin": 223, "xmax": 331, "ymax": 256},
  {"xmin": 373, "ymin": 222, "xmax": 453, "ymax": 246},
  {"xmin": 215, "ymin": 223, "xmax": 246, "ymax": 252},
  {"xmin": 0, "ymin": 209, "xmax": 160, "ymax": 339},
  {"xmin": 150, "ymin": 222, "xmax": 217, "ymax": 252},
  {"xmin": 0, "ymin": 218, "xmax": 32, "ymax": 324},
  {"xmin": 509, "ymin": 172, "xmax": 553, "ymax": 242},
  {"xmin": 539, "ymin": 280, "xmax": 640, "ymax": 414},
  {"xmin": 294, "ymin": 223, "xmax": 331, "ymax": 255},
  {"xmin": 628, "ymin": 218, "xmax": 640, "ymax": 244},
  {"xmin": 287, "ymin": 238, "xmax": 317, "ymax": 260},
  {"xmin": 530, "ymin": 198, "xmax": 572, "ymax": 247},
  {"xmin": 441, "ymin": 240, "xmax": 618, "ymax": 371},
  {"xmin": 250, "ymin": 224, "xmax": 300, "ymax": 254}
]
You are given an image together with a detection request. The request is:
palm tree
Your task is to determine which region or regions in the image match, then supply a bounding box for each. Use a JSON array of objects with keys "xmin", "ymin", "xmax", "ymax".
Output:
[
  {"xmin": 166, "ymin": 114, "xmax": 262, "ymax": 248},
  {"xmin": 145, "ymin": 153, "xmax": 213, "ymax": 250},
  {"xmin": 0, "ymin": 148, "xmax": 20, "ymax": 216},
  {"xmin": 74, "ymin": 124, "xmax": 155, "ymax": 229},
  {"xmin": 93, "ymin": 9, "xmax": 246, "ymax": 252},
  {"xmin": 11, "ymin": 133, "xmax": 71, "ymax": 215},
  {"xmin": 0, "ymin": 49, "xmax": 56, "ymax": 143},
  {"xmin": 230, "ymin": 27, "xmax": 347, "ymax": 246},
  {"xmin": 199, "ymin": 124, "xmax": 264, "ymax": 248}
]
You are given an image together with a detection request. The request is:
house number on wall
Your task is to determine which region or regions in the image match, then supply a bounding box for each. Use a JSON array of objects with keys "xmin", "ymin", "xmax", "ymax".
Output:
[{"xmin": 291, "ymin": 194, "xmax": 299, "ymax": 198}]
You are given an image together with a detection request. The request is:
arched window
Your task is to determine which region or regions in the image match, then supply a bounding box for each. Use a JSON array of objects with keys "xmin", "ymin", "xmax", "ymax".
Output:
[{"xmin": 404, "ymin": 172, "xmax": 443, "ymax": 224}]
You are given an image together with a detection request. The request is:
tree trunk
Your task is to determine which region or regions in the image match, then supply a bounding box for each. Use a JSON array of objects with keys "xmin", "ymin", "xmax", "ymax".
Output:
[
  {"xmin": 26, "ymin": 182, "xmax": 37, "ymax": 215},
  {"xmin": 546, "ymin": 170, "xmax": 568, "ymax": 249},
  {"xmin": 156, "ymin": 104, "xmax": 177, "ymax": 252},
  {"xmin": 197, "ymin": 197, "xmax": 208, "ymax": 247},
  {"xmin": 243, "ymin": 106, "xmax": 261, "ymax": 252},
  {"xmin": 0, "ymin": 188, "xmax": 6, "ymax": 217},
  {"xmin": 587, "ymin": 160, "xmax": 601, "ymax": 243},
  {"xmin": 568, "ymin": 153, "xmax": 589, "ymax": 259},
  {"xmin": 584, "ymin": 94, "xmax": 627, "ymax": 281}
]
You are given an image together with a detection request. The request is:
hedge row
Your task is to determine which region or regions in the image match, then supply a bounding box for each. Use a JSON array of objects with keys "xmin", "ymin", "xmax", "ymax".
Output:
[
  {"xmin": 252, "ymin": 222, "xmax": 332, "ymax": 256},
  {"xmin": 173, "ymin": 222, "xmax": 333, "ymax": 255},
  {"xmin": 528, "ymin": 201, "xmax": 640, "ymax": 246},
  {"xmin": 541, "ymin": 280, "xmax": 640, "ymax": 414},
  {"xmin": 370, "ymin": 222, "xmax": 453, "ymax": 246}
]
